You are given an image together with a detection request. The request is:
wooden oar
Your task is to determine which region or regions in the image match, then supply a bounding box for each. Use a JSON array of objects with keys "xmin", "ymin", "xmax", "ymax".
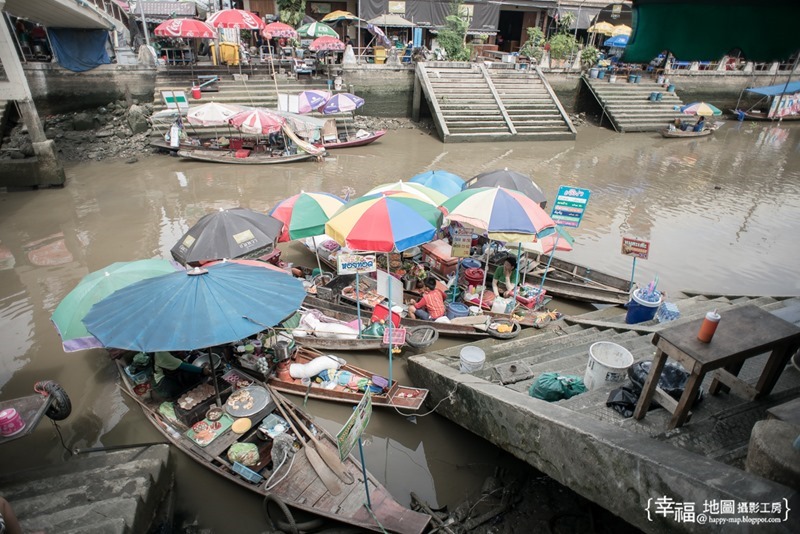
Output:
[
  {"xmin": 271, "ymin": 389, "xmax": 342, "ymax": 496},
  {"xmin": 270, "ymin": 387, "xmax": 355, "ymax": 485}
]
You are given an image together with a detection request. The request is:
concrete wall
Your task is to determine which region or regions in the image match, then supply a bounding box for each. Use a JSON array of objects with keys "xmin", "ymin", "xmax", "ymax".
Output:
[
  {"xmin": 407, "ymin": 357, "xmax": 799, "ymax": 534},
  {"xmin": 24, "ymin": 63, "xmax": 157, "ymax": 115},
  {"xmin": 341, "ymin": 64, "xmax": 415, "ymax": 117}
]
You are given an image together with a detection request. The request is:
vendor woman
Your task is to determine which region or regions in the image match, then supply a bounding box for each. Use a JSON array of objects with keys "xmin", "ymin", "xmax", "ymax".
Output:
[
  {"xmin": 152, "ymin": 351, "xmax": 211, "ymax": 401},
  {"xmin": 492, "ymin": 256, "xmax": 520, "ymax": 298}
]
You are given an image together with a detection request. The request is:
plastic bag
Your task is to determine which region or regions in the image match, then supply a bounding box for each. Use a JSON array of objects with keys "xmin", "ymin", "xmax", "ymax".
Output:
[
  {"xmin": 529, "ymin": 372, "xmax": 587, "ymax": 402},
  {"xmin": 628, "ymin": 360, "xmax": 704, "ymax": 405},
  {"xmin": 228, "ymin": 443, "xmax": 260, "ymax": 466},
  {"xmin": 606, "ymin": 384, "xmax": 643, "ymax": 418}
]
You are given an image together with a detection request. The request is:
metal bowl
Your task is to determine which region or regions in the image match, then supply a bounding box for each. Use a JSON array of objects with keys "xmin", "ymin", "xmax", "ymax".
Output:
[
  {"xmin": 193, "ymin": 352, "xmax": 221, "ymax": 369},
  {"xmin": 206, "ymin": 406, "xmax": 224, "ymax": 421}
]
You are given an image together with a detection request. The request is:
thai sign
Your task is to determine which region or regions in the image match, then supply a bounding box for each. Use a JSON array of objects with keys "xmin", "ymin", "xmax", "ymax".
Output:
[
  {"xmin": 451, "ymin": 228, "xmax": 472, "ymax": 258},
  {"xmin": 337, "ymin": 254, "xmax": 377, "ymax": 275},
  {"xmin": 621, "ymin": 237, "xmax": 650, "ymax": 259},
  {"xmin": 551, "ymin": 186, "xmax": 591, "ymax": 228},
  {"xmin": 337, "ymin": 391, "xmax": 372, "ymax": 462}
]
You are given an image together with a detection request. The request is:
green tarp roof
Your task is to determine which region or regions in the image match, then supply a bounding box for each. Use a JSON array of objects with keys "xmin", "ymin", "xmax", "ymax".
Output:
[{"xmin": 623, "ymin": 0, "xmax": 800, "ymax": 63}]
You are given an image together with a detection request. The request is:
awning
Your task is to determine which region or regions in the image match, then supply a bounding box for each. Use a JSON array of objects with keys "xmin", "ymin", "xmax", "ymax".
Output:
[
  {"xmin": 131, "ymin": 1, "xmax": 197, "ymax": 21},
  {"xmin": 556, "ymin": 7, "xmax": 602, "ymax": 30},
  {"xmin": 361, "ymin": 0, "xmax": 499, "ymax": 32},
  {"xmin": 745, "ymin": 81, "xmax": 800, "ymax": 97},
  {"xmin": 368, "ymin": 14, "xmax": 415, "ymax": 28},
  {"xmin": 623, "ymin": 0, "xmax": 800, "ymax": 63}
]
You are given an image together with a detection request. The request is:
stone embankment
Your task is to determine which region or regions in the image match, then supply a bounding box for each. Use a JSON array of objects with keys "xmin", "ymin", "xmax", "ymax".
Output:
[{"xmin": 1, "ymin": 102, "xmax": 436, "ymax": 164}]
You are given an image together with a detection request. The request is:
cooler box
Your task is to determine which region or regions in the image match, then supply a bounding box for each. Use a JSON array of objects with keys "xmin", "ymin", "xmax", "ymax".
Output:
[
  {"xmin": 229, "ymin": 138, "xmax": 244, "ymax": 150},
  {"xmin": 515, "ymin": 285, "xmax": 546, "ymax": 309},
  {"xmin": 421, "ymin": 239, "xmax": 458, "ymax": 276},
  {"xmin": 235, "ymin": 149, "xmax": 250, "ymax": 159}
]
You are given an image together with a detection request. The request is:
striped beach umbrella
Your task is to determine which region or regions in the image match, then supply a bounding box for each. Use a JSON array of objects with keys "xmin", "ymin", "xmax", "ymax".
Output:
[
  {"xmin": 309, "ymin": 36, "xmax": 346, "ymax": 51},
  {"xmin": 297, "ymin": 90, "xmax": 331, "ymax": 114},
  {"xmin": 440, "ymin": 186, "xmax": 556, "ymax": 242},
  {"xmin": 326, "ymin": 192, "xmax": 443, "ymax": 252},
  {"xmin": 681, "ymin": 102, "xmax": 722, "ymax": 117},
  {"xmin": 409, "ymin": 170, "xmax": 466, "ymax": 198},
  {"xmin": 262, "ymin": 21, "xmax": 297, "ymax": 39},
  {"xmin": 321, "ymin": 93, "xmax": 364, "ymax": 115},
  {"xmin": 207, "ymin": 9, "xmax": 265, "ymax": 30},
  {"xmin": 365, "ymin": 180, "xmax": 448, "ymax": 205},
  {"xmin": 154, "ymin": 18, "xmax": 217, "ymax": 38},
  {"xmin": 269, "ymin": 191, "xmax": 345, "ymax": 242},
  {"xmin": 228, "ymin": 108, "xmax": 285, "ymax": 135}
]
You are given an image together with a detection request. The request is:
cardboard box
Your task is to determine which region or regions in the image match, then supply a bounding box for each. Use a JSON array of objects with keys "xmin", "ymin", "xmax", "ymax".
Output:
[{"xmin": 421, "ymin": 239, "xmax": 458, "ymax": 276}]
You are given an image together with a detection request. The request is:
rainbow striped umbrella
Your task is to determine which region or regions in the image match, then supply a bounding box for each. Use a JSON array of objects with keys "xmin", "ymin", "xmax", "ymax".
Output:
[
  {"xmin": 325, "ymin": 192, "xmax": 443, "ymax": 252},
  {"xmin": 409, "ymin": 170, "xmax": 465, "ymax": 197},
  {"xmin": 365, "ymin": 180, "xmax": 448, "ymax": 205},
  {"xmin": 681, "ymin": 102, "xmax": 722, "ymax": 117},
  {"xmin": 269, "ymin": 191, "xmax": 345, "ymax": 242},
  {"xmin": 440, "ymin": 186, "xmax": 556, "ymax": 242}
]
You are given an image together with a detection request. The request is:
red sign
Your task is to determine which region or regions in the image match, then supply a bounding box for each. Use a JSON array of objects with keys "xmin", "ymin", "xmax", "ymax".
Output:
[{"xmin": 621, "ymin": 237, "xmax": 649, "ymax": 259}]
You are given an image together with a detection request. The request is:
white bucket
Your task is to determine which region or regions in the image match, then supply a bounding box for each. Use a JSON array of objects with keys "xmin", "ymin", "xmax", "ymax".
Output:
[
  {"xmin": 584, "ymin": 342, "xmax": 634, "ymax": 390},
  {"xmin": 468, "ymin": 306, "xmax": 482, "ymax": 316},
  {"xmin": 460, "ymin": 346, "xmax": 485, "ymax": 373}
]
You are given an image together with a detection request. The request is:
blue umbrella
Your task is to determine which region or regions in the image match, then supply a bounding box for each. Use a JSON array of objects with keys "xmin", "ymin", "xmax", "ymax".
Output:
[
  {"xmin": 83, "ymin": 263, "xmax": 305, "ymax": 352},
  {"xmin": 604, "ymin": 34, "xmax": 628, "ymax": 48},
  {"xmin": 408, "ymin": 170, "xmax": 465, "ymax": 198}
]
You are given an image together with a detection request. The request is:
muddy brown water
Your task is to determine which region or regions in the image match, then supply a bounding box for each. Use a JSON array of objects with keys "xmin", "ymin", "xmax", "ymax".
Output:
[{"xmin": 1, "ymin": 122, "xmax": 799, "ymax": 532}]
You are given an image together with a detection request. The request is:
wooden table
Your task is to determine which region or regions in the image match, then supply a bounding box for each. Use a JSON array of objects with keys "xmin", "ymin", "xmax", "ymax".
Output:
[{"xmin": 633, "ymin": 305, "xmax": 800, "ymax": 429}]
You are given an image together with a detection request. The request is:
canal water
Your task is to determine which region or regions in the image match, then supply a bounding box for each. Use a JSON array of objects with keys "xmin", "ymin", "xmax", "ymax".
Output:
[{"xmin": 0, "ymin": 122, "xmax": 798, "ymax": 532}]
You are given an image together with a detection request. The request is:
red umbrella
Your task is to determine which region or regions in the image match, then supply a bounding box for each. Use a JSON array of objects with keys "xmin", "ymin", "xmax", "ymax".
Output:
[
  {"xmin": 154, "ymin": 18, "xmax": 217, "ymax": 38},
  {"xmin": 262, "ymin": 22, "xmax": 298, "ymax": 40},
  {"xmin": 207, "ymin": 9, "xmax": 265, "ymax": 30},
  {"xmin": 309, "ymin": 36, "xmax": 345, "ymax": 51},
  {"xmin": 228, "ymin": 109, "xmax": 285, "ymax": 135}
]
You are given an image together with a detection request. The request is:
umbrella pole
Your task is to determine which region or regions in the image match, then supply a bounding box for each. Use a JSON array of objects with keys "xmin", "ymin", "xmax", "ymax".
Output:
[
  {"xmin": 513, "ymin": 242, "xmax": 522, "ymax": 301},
  {"xmin": 210, "ymin": 355, "xmax": 221, "ymax": 407},
  {"xmin": 311, "ymin": 236, "xmax": 324, "ymax": 276},
  {"xmin": 386, "ymin": 256, "xmax": 393, "ymax": 387},
  {"xmin": 355, "ymin": 270, "xmax": 362, "ymax": 338},
  {"xmin": 478, "ymin": 240, "xmax": 491, "ymax": 310}
]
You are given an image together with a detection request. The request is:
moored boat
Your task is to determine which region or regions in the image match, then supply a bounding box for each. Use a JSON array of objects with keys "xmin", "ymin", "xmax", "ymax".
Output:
[
  {"xmin": 115, "ymin": 356, "xmax": 430, "ymax": 533},
  {"xmin": 317, "ymin": 130, "xmax": 387, "ymax": 149},
  {"xmin": 268, "ymin": 347, "xmax": 428, "ymax": 410},
  {"xmin": 177, "ymin": 148, "xmax": 323, "ymax": 165},
  {"xmin": 659, "ymin": 127, "xmax": 714, "ymax": 138}
]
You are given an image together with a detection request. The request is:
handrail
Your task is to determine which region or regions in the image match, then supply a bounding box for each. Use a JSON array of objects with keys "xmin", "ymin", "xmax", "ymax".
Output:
[
  {"xmin": 415, "ymin": 63, "xmax": 450, "ymax": 139},
  {"xmin": 535, "ymin": 63, "xmax": 577, "ymax": 135},
  {"xmin": 579, "ymin": 74, "xmax": 619, "ymax": 133},
  {"xmin": 479, "ymin": 64, "xmax": 516, "ymax": 135}
]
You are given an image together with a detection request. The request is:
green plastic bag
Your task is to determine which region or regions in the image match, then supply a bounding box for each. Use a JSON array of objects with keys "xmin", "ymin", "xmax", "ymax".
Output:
[
  {"xmin": 361, "ymin": 321, "xmax": 386, "ymax": 339},
  {"xmin": 529, "ymin": 372, "xmax": 587, "ymax": 402}
]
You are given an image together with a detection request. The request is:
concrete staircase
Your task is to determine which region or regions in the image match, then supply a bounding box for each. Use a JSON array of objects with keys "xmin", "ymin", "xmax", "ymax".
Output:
[
  {"xmin": 151, "ymin": 67, "xmax": 348, "ymax": 140},
  {"xmin": 582, "ymin": 75, "xmax": 689, "ymax": 132},
  {"xmin": 0, "ymin": 99, "xmax": 9, "ymax": 146},
  {"xmin": 416, "ymin": 62, "xmax": 575, "ymax": 142},
  {"xmin": 0, "ymin": 444, "xmax": 174, "ymax": 533}
]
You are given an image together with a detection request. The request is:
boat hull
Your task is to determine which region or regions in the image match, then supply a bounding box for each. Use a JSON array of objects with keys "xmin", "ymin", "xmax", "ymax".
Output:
[
  {"xmin": 177, "ymin": 149, "xmax": 322, "ymax": 165},
  {"xmin": 317, "ymin": 130, "xmax": 387, "ymax": 149},
  {"xmin": 660, "ymin": 128, "xmax": 713, "ymax": 138}
]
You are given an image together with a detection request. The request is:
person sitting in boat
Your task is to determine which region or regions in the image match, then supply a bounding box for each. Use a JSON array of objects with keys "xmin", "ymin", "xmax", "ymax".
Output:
[
  {"xmin": 670, "ymin": 118, "xmax": 688, "ymax": 131},
  {"xmin": 407, "ymin": 277, "xmax": 446, "ymax": 321},
  {"xmin": 492, "ymin": 256, "xmax": 520, "ymax": 298},
  {"xmin": 151, "ymin": 351, "xmax": 211, "ymax": 402},
  {"xmin": 693, "ymin": 115, "xmax": 706, "ymax": 132}
]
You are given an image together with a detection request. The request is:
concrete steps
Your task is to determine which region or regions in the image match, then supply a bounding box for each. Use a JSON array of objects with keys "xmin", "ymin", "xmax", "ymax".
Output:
[
  {"xmin": 583, "ymin": 76, "xmax": 691, "ymax": 132},
  {"xmin": 0, "ymin": 99, "xmax": 9, "ymax": 146},
  {"xmin": 0, "ymin": 444, "xmax": 173, "ymax": 533},
  {"xmin": 417, "ymin": 63, "xmax": 576, "ymax": 142}
]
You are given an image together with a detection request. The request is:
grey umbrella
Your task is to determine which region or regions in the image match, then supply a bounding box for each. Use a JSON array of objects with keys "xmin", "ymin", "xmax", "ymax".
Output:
[
  {"xmin": 171, "ymin": 207, "xmax": 283, "ymax": 265},
  {"xmin": 468, "ymin": 168, "xmax": 547, "ymax": 208}
]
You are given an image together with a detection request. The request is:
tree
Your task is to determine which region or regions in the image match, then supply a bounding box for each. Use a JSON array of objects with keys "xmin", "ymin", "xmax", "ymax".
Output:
[
  {"xmin": 519, "ymin": 27, "xmax": 545, "ymax": 61},
  {"xmin": 277, "ymin": 0, "xmax": 306, "ymax": 27},
  {"xmin": 436, "ymin": 0, "xmax": 470, "ymax": 61}
]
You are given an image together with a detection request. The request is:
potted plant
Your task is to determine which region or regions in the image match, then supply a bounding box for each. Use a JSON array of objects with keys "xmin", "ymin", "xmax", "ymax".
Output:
[
  {"xmin": 548, "ymin": 33, "xmax": 578, "ymax": 67},
  {"xmin": 519, "ymin": 27, "xmax": 545, "ymax": 63},
  {"xmin": 581, "ymin": 45, "xmax": 600, "ymax": 71}
]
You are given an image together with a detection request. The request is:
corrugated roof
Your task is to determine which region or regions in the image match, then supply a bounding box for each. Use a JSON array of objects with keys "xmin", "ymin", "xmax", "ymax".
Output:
[{"xmin": 745, "ymin": 81, "xmax": 800, "ymax": 97}]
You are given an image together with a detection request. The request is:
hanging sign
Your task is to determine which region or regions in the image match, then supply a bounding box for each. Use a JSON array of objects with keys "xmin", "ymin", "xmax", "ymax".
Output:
[
  {"xmin": 337, "ymin": 254, "xmax": 377, "ymax": 275},
  {"xmin": 337, "ymin": 390, "xmax": 372, "ymax": 462},
  {"xmin": 621, "ymin": 237, "xmax": 650, "ymax": 259},
  {"xmin": 551, "ymin": 186, "xmax": 591, "ymax": 228},
  {"xmin": 451, "ymin": 228, "xmax": 472, "ymax": 258}
]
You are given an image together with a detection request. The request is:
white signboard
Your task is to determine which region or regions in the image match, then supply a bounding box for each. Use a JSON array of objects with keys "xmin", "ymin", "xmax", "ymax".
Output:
[
  {"xmin": 376, "ymin": 269, "xmax": 403, "ymax": 306},
  {"xmin": 337, "ymin": 254, "xmax": 377, "ymax": 275},
  {"xmin": 337, "ymin": 391, "xmax": 372, "ymax": 462}
]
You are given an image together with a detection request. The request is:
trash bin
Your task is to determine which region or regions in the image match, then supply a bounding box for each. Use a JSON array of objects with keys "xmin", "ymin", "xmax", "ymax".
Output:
[{"xmin": 374, "ymin": 46, "xmax": 386, "ymax": 64}]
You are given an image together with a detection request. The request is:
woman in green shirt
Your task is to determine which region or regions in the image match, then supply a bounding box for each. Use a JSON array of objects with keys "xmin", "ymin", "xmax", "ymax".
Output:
[{"xmin": 492, "ymin": 256, "xmax": 520, "ymax": 298}]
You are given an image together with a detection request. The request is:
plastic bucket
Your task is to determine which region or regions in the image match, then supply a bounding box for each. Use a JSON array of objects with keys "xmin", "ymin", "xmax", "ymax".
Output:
[
  {"xmin": 460, "ymin": 258, "xmax": 481, "ymax": 270},
  {"xmin": 628, "ymin": 74, "xmax": 636, "ymax": 83},
  {"xmin": 667, "ymin": 84, "xmax": 675, "ymax": 92},
  {"xmin": 584, "ymin": 342, "xmax": 634, "ymax": 390},
  {"xmin": 657, "ymin": 75, "xmax": 665, "ymax": 84},
  {"xmin": 468, "ymin": 306, "xmax": 482, "ymax": 316},
  {"xmin": 597, "ymin": 70, "xmax": 606, "ymax": 79},
  {"xmin": 589, "ymin": 67, "xmax": 600, "ymax": 79},
  {"xmin": 656, "ymin": 92, "xmax": 663, "ymax": 101},
  {"xmin": 460, "ymin": 346, "xmax": 485, "ymax": 373},
  {"xmin": 649, "ymin": 92, "xmax": 659, "ymax": 102},
  {"xmin": 464, "ymin": 267, "xmax": 484, "ymax": 286},
  {"xmin": 446, "ymin": 302, "xmax": 469, "ymax": 320},
  {"xmin": 191, "ymin": 86, "xmax": 201, "ymax": 100},
  {"xmin": 608, "ymin": 74, "xmax": 617, "ymax": 83},
  {"xmin": 625, "ymin": 289, "xmax": 662, "ymax": 324}
]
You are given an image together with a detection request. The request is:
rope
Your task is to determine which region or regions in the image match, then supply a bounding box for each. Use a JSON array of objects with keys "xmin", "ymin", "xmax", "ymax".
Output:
[
  {"xmin": 364, "ymin": 503, "xmax": 389, "ymax": 534},
  {"xmin": 264, "ymin": 448, "xmax": 296, "ymax": 491},
  {"xmin": 48, "ymin": 419, "xmax": 73, "ymax": 456}
]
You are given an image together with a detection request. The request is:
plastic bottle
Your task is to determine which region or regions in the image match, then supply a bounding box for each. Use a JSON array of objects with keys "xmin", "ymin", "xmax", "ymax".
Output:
[{"xmin": 697, "ymin": 310, "xmax": 721, "ymax": 343}]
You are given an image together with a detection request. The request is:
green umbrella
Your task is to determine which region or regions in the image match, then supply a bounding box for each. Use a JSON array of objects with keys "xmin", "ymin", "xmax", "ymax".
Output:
[
  {"xmin": 297, "ymin": 21, "xmax": 338, "ymax": 38},
  {"xmin": 51, "ymin": 259, "xmax": 182, "ymax": 352}
]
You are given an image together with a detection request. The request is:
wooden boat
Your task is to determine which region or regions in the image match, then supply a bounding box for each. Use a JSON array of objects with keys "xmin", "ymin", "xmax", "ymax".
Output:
[
  {"xmin": 268, "ymin": 347, "xmax": 428, "ymax": 410},
  {"xmin": 731, "ymin": 109, "xmax": 800, "ymax": 121},
  {"xmin": 177, "ymin": 148, "xmax": 323, "ymax": 165},
  {"xmin": 115, "ymin": 357, "xmax": 430, "ymax": 533},
  {"xmin": 304, "ymin": 294, "xmax": 519, "ymax": 340},
  {"xmin": 659, "ymin": 127, "xmax": 714, "ymax": 138},
  {"xmin": 733, "ymin": 81, "xmax": 800, "ymax": 121},
  {"xmin": 486, "ymin": 254, "xmax": 631, "ymax": 305},
  {"xmin": 316, "ymin": 130, "xmax": 387, "ymax": 149}
]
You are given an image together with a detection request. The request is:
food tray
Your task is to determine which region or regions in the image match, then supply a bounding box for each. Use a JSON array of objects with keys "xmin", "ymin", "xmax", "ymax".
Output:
[
  {"xmin": 185, "ymin": 413, "xmax": 234, "ymax": 447},
  {"xmin": 225, "ymin": 385, "xmax": 271, "ymax": 418},
  {"xmin": 176, "ymin": 383, "xmax": 216, "ymax": 411}
]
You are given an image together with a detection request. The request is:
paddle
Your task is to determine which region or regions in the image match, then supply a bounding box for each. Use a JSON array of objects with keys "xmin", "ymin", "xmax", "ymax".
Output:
[
  {"xmin": 270, "ymin": 387, "xmax": 355, "ymax": 484},
  {"xmin": 271, "ymin": 389, "xmax": 342, "ymax": 495}
]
